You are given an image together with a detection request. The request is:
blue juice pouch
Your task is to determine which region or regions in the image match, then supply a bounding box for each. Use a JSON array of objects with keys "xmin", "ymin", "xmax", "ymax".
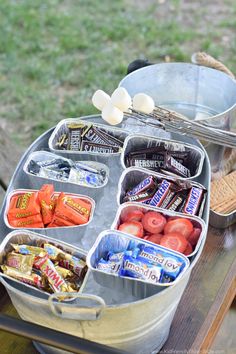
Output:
[
  {"xmin": 119, "ymin": 255, "xmax": 163, "ymax": 285},
  {"xmin": 137, "ymin": 246, "xmax": 185, "ymax": 281}
]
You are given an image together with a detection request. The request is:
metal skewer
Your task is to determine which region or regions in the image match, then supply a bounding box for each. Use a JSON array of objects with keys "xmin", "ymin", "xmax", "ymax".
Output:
[{"xmin": 124, "ymin": 106, "xmax": 236, "ymax": 148}]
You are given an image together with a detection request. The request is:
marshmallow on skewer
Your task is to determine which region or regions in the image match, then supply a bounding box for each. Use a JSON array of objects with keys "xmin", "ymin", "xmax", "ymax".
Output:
[
  {"xmin": 102, "ymin": 102, "xmax": 124, "ymax": 125},
  {"xmin": 111, "ymin": 87, "xmax": 132, "ymax": 112},
  {"xmin": 92, "ymin": 90, "xmax": 111, "ymax": 111},
  {"xmin": 132, "ymin": 93, "xmax": 155, "ymax": 114}
]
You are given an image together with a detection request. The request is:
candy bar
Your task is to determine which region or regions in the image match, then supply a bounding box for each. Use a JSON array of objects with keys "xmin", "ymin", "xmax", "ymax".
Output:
[
  {"xmin": 149, "ymin": 180, "xmax": 173, "ymax": 207},
  {"xmin": 137, "ymin": 246, "xmax": 185, "ymax": 281},
  {"xmin": 6, "ymin": 252, "xmax": 35, "ymax": 275},
  {"xmin": 43, "ymin": 243, "xmax": 65, "ymax": 260},
  {"xmin": 96, "ymin": 129, "xmax": 123, "ymax": 147},
  {"xmin": 54, "ymin": 265, "xmax": 75, "ymax": 279},
  {"xmin": 124, "ymin": 188, "xmax": 156, "ymax": 204},
  {"xmin": 127, "ymin": 176, "xmax": 156, "ymax": 196},
  {"xmin": 38, "ymin": 184, "xmax": 55, "ymax": 225},
  {"xmin": 119, "ymin": 255, "xmax": 163, "ymax": 284},
  {"xmin": 39, "ymin": 168, "xmax": 69, "ymax": 181},
  {"xmin": 80, "ymin": 141, "xmax": 120, "ymax": 154},
  {"xmin": 59, "ymin": 255, "xmax": 87, "ymax": 278},
  {"xmin": 128, "ymin": 156, "xmax": 165, "ymax": 170},
  {"xmin": 8, "ymin": 192, "xmax": 41, "ymax": 219},
  {"xmin": 68, "ymin": 168, "xmax": 104, "ymax": 187},
  {"xmin": 181, "ymin": 187, "xmax": 205, "ymax": 216},
  {"xmin": 82, "ymin": 126, "xmax": 113, "ymax": 146},
  {"xmin": 166, "ymin": 192, "xmax": 186, "ymax": 211},
  {"xmin": 9, "ymin": 215, "xmax": 44, "ymax": 228},
  {"xmin": 126, "ymin": 148, "xmax": 189, "ymax": 173},
  {"xmin": 47, "ymin": 216, "xmax": 76, "ymax": 228},
  {"xmin": 1, "ymin": 265, "xmax": 44, "ymax": 289},
  {"xmin": 97, "ymin": 258, "xmax": 122, "ymax": 274},
  {"xmin": 11, "ymin": 244, "xmax": 47, "ymax": 257},
  {"xmin": 67, "ymin": 123, "xmax": 85, "ymax": 150},
  {"xmin": 34, "ymin": 254, "xmax": 69, "ymax": 292},
  {"xmin": 53, "ymin": 193, "xmax": 91, "ymax": 225},
  {"xmin": 164, "ymin": 155, "xmax": 191, "ymax": 178}
]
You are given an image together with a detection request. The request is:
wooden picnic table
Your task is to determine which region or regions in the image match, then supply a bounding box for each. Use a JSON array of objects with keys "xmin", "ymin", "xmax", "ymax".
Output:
[{"xmin": 0, "ymin": 128, "xmax": 235, "ymax": 353}]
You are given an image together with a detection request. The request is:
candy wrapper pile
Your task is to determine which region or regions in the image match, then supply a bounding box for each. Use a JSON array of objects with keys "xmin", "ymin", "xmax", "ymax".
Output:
[
  {"xmin": 96, "ymin": 239, "xmax": 187, "ymax": 285},
  {"xmin": 123, "ymin": 175, "xmax": 206, "ymax": 217},
  {"xmin": 1, "ymin": 242, "xmax": 87, "ymax": 295},
  {"xmin": 7, "ymin": 184, "xmax": 93, "ymax": 228},
  {"xmin": 28, "ymin": 157, "xmax": 107, "ymax": 187},
  {"xmin": 125, "ymin": 146, "xmax": 192, "ymax": 178},
  {"xmin": 55, "ymin": 122, "xmax": 124, "ymax": 154}
]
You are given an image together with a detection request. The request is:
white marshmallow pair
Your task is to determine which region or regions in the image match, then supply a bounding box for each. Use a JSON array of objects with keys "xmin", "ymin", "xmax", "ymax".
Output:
[
  {"xmin": 92, "ymin": 87, "xmax": 155, "ymax": 125},
  {"xmin": 92, "ymin": 87, "xmax": 130, "ymax": 125}
]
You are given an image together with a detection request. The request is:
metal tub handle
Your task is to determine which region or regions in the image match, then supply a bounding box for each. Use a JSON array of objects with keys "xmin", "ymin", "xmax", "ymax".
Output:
[{"xmin": 48, "ymin": 293, "xmax": 106, "ymax": 321}]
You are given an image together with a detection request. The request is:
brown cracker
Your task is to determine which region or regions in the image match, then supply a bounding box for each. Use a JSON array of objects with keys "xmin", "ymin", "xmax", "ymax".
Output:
[
  {"xmin": 210, "ymin": 178, "xmax": 234, "ymax": 208},
  {"xmin": 223, "ymin": 170, "xmax": 236, "ymax": 194},
  {"xmin": 214, "ymin": 198, "xmax": 236, "ymax": 214}
]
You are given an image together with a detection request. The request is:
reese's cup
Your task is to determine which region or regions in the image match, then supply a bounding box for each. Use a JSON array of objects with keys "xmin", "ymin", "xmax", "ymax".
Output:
[
  {"xmin": 8, "ymin": 192, "xmax": 41, "ymax": 220},
  {"xmin": 38, "ymin": 184, "xmax": 55, "ymax": 225},
  {"xmin": 53, "ymin": 193, "xmax": 92, "ymax": 225},
  {"xmin": 8, "ymin": 214, "xmax": 44, "ymax": 228}
]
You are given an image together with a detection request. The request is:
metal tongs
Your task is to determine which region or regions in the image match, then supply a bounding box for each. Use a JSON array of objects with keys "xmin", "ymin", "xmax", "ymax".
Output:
[{"xmin": 125, "ymin": 106, "xmax": 236, "ymax": 148}]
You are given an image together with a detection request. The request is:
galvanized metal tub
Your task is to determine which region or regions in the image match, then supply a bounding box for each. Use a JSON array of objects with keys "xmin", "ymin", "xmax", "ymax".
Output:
[
  {"xmin": 119, "ymin": 62, "xmax": 236, "ymax": 130},
  {"xmin": 0, "ymin": 115, "xmax": 211, "ymax": 354}
]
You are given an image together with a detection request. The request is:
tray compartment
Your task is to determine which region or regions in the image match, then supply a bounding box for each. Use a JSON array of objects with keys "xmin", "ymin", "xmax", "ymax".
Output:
[
  {"xmin": 111, "ymin": 202, "xmax": 206, "ymax": 258},
  {"xmin": 121, "ymin": 133, "xmax": 205, "ymax": 180},
  {"xmin": 49, "ymin": 118, "xmax": 129, "ymax": 162},
  {"xmin": 87, "ymin": 229, "xmax": 190, "ymax": 298},
  {"xmin": 23, "ymin": 150, "xmax": 109, "ymax": 189},
  {"xmin": 0, "ymin": 230, "xmax": 88, "ymax": 298},
  {"xmin": 117, "ymin": 166, "xmax": 207, "ymax": 218}
]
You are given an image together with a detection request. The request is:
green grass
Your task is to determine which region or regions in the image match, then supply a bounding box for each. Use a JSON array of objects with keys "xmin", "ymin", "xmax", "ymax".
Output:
[{"xmin": 0, "ymin": 0, "xmax": 235, "ymax": 145}]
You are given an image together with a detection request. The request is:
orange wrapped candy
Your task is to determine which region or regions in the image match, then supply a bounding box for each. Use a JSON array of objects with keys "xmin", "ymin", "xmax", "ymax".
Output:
[
  {"xmin": 9, "ymin": 214, "xmax": 44, "ymax": 228},
  {"xmin": 7, "ymin": 192, "xmax": 44, "ymax": 228},
  {"xmin": 53, "ymin": 193, "xmax": 91, "ymax": 226},
  {"xmin": 8, "ymin": 192, "xmax": 41, "ymax": 219},
  {"xmin": 38, "ymin": 184, "xmax": 55, "ymax": 226},
  {"xmin": 48, "ymin": 216, "xmax": 75, "ymax": 228}
]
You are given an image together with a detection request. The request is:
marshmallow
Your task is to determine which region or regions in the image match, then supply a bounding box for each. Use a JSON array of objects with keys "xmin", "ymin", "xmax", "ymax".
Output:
[
  {"xmin": 92, "ymin": 90, "xmax": 111, "ymax": 111},
  {"xmin": 133, "ymin": 93, "xmax": 155, "ymax": 114},
  {"xmin": 102, "ymin": 102, "xmax": 124, "ymax": 125},
  {"xmin": 111, "ymin": 87, "xmax": 132, "ymax": 112}
]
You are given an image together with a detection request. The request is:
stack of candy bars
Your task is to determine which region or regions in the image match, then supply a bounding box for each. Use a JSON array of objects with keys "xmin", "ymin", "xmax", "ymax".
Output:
[
  {"xmin": 123, "ymin": 175, "xmax": 206, "ymax": 217},
  {"xmin": 117, "ymin": 208, "xmax": 201, "ymax": 256},
  {"xmin": 28, "ymin": 157, "xmax": 107, "ymax": 187},
  {"xmin": 7, "ymin": 184, "xmax": 92, "ymax": 228},
  {"xmin": 211, "ymin": 170, "xmax": 236, "ymax": 214},
  {"xmin": 1, "ymin": 243, "xmax": 87, "ymax": 294},
  {"xmin": 125, "ymin": 146, "xmax": 192, "ymax": 178},
  {"xmin": 55, "ymin": 122, "xmax": 123, "ymax": 154},
  {"xmin": 96, "ymin": 240, "xmax": 187, "ymax": 285}
]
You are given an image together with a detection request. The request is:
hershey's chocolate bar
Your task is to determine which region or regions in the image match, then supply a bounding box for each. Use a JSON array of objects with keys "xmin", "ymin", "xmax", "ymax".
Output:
[
  {"xmin": 82, "ymin": 126, "xmax": 111, "ymax": 145},
  {"xmin": 80, "ymin": 141, "xmax": 120, "ymax": 154},
  {"xmin": 67, "ymin": 124, "xmax": 85, "ymax": 151},
  {"xmin": 165, "ymin": 155, "xmax": 191, "ymax": 178}
]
